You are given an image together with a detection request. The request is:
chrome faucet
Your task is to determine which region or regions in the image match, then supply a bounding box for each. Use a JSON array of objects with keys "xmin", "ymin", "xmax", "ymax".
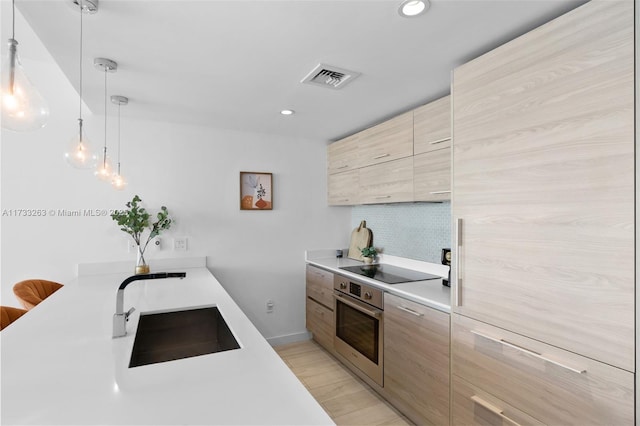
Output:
[{"xmin": 112, "ymin": 272, "xmax": 187, "ymax": 338}]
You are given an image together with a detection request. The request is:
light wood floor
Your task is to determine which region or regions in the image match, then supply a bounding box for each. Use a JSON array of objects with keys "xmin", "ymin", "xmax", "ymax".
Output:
[{"xmin": 274, "ymin": 339, "xmax": 412, "ymax": 426}]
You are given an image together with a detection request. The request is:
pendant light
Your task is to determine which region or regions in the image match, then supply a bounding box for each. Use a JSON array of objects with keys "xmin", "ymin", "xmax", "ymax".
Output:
[
  {"xmin": 1, "ymin": 0, "xmax": 50, "ymax": 131},
  {"xmin": 64, "ymin": 0, "xmax": 97, "ymax": 168},
  {"xmin": 93, "ymin": 57, "xmax": 116, "ymax": 181},
  {"xmin": 110, "ymin": 95, "xmax": 128, "ymax": 191}
]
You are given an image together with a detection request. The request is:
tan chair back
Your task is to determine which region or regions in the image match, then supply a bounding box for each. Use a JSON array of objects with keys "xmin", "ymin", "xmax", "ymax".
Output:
[
  {"xmin": 13, "ymin": 279, "xmax": 63, "ymax": 310},
  {"xmin": 1, "ymin": 306, "xmax": 27, "ymax": 330}
]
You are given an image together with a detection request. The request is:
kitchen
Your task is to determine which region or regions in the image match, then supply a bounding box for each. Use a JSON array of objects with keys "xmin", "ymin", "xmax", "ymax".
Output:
[{"xmin": 1, "ymin": 0, "xmax": 637, "ymax": 425}]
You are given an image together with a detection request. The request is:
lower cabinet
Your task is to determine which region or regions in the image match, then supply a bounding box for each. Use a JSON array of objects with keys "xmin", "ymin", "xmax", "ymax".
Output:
[
  {"xmin": 305, "ymin": 265, "xmax": 335, "ymax": 353},
  {"xmin": 383, "ymin": 293, "xmax": 450, "ymax": 426},
  {"xmin": 306, "ymin": 298, "xmax": 334, "ymax": 352},
  {"xmin": 452, "ymin": 314, "xmax": 635, "ymax": 426}
]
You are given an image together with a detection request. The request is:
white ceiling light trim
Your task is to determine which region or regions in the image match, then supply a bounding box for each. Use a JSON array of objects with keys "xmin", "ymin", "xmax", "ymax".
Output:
[{"xmin": 398, "ymin": 0, "xmax": 430, "ymax": 17}]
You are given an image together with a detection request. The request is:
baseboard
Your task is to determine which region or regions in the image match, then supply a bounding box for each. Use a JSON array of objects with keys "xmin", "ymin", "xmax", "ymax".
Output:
[{"xmin": 267, "ymin": 331, "xmax": 312, "ymax": 347}]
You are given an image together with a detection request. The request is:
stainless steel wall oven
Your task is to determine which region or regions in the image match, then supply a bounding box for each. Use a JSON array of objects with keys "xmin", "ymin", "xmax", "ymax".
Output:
[{"xmin": 333, "ymin": 274, "xmax": 384, "ymax": 387}]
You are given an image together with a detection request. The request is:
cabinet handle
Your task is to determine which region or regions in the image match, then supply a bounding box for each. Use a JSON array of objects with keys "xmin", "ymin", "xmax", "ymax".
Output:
[
  {"xmin": 470, "ymin": 395, "xmax": 522, "ymax": 426},
  {"xmin": 471, "ymin": 330, "xmax": 586, "ymax": 375},
  {"xmin": 396, "ymin": 305, "xmax": 424, "ymax": 317},
  {"xmin": 429, "ymin": 137, "xmax": 451, "ymax": 145},
  {"xmin": 454, "ymin": 218, "xmax": 463, "ymax": 306},
  {"xmin": 374, "ymin": 195, "xmax": 391, "ymax": 199},
  {"xmin": 373, "ymin": 153, "xmax": 390, "ymax": 159},
  {"xmin": 336, "ymin": 165, "xmax": 349, "ymax": 169},
  {"xmin": 429, "ymin": 190, "xmax": 451, "ymax": 195}
]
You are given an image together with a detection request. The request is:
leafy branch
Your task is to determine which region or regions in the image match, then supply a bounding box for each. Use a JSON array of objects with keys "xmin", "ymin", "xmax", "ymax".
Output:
[{"xmin": 111, "ymin": 195, "xmax": 173, "ymax": 259}]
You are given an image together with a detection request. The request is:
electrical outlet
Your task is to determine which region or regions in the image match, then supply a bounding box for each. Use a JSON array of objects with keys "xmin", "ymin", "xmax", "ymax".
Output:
[
  {"xmin": 173, "ymin": 237, "xmax": 188, "ymax": 251},
  {"xmin": 266, "ymin": 300, "xmax": 274, "ymax": 313},
  {"xmin": 126, "ymin": 239, "xmax": 137, "ymax": 253}
]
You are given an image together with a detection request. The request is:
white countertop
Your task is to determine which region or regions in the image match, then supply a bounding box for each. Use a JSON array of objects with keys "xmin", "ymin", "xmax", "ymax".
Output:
[
  {"xmin": 306, "ymin": 250, "xmax": 451, "ymax": 313},
  {"xmin": 0, "ymin": 261, "xmax": 333, "ymax": 425}
]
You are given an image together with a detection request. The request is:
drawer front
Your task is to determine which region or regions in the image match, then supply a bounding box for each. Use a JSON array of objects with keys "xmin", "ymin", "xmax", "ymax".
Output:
[
  {"xmin": 306, "ymin": 265, "xmax": 333, "ymax": 308},
  {"xmin": 453, "ymin": 375, "xmax": 546, "ymax": 426},
  {"xmin": 358, "ymin": 111, "xmax": 413, "ymax": 168},
  {"xmin": 306, "ymin": 298, "xmax": 334, "ymax": 352},
  {"xmin": 413, "ymin": 148, "xmax": 451, "ymax": 201},
  {"xmin": 452, "ymin": 314, "xmax": 634, "ymax": 425},
  {"xmin": 384, "ymin": 293, "xmax": 450, "ymax": 426}
]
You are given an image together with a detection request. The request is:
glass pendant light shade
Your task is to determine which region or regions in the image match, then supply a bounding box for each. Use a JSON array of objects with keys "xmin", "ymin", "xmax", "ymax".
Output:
[
  {"xmin": 1, "ymin": 39, "xmax": 49, "ymax": 131},
  {"xmin": 94, "ymin": 154, "xmax": 114, "ymax": 181},
  {"xmin": 111, "ymin": 172, "xmax": 127, "ymax": 190},
  {"xmin": 64, "ymin": 118, "xmax": 97, "ymax": 168}
]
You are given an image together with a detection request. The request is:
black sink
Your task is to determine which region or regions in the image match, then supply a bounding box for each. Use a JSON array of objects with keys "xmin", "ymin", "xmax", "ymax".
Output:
[{"xmin": 129, "ymin": 306, "xmax": 240, "ymax": 368}]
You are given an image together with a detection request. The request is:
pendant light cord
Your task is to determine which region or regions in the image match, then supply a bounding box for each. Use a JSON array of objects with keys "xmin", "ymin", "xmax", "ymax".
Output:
[
  {"xmin": 117, "ymin": 102, "xmax": 121, "ymax": 174},
  {"xmin": 11, "ymin": 0, "xmax": 15, "ymax": 39},
  {"xmin": 103, "ymin": 68, "xmax": 108, "ymax": 168},
  {"xmin": 78, "ymin": 0, "xmax": 83, "ymax": 120}
]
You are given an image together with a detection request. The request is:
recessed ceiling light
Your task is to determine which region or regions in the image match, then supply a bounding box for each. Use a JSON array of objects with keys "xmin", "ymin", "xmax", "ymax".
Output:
[
  {"xmin": 398, "ymin": 0, "xmax": 430, "ymax": 17},
  {"xmin": 280, "ymin": 109, "xmax": 295, "ymax": 116}
]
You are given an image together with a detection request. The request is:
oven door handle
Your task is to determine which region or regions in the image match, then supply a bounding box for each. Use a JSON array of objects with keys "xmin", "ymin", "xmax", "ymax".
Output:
[{"xmin": 333, "ymin": 293, "xmax": 382, "ymax": 318}]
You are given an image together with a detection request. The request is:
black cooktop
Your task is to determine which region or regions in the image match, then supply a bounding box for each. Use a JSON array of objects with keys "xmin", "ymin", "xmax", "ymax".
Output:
[{"xmin": 339, "ymin": 264, "xmax": 441, "ymax": 284}]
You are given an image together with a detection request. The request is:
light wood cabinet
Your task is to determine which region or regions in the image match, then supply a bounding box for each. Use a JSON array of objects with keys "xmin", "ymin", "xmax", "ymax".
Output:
[
  {"xmin": 414, "ymin": 95, "xmax": 450, "ymax": 155},
  {"xmin": 452, "ymin": 375, "xmax": 546, "ymax": 426},
  {"xmin": 452, "ymin": 314, "xmax": 634, "ymax": 425},
  {"xmin": 327, "ymin": 133, "xmax": 360, "ymax": 174},
  {"xmin": 327, "ymin": 169, "xmax": 359, "ymax": 206},
  {"xmin": 413, "ymin": 147, "xmax": 450, "ymax": 201},
  {"xmin": 383, "ymin": 293, "xmax": 450, "ymax": 426},
  {"xmin": 327, "ymin": 96, "xmax": 452, "ymax": 205},
  {"xmin": 305, "ymin": 298, "xmax": 334, "ymax": 352},
  {"xmin": 358, "ymin": 111, "xmax": 413, "ymax": 168},
  {"xmin": 305, "ymin": 265, "xmax": 335, "ymax": 352},
  {"xmin": 450, "ymin": 1, "xmax": 635, "ymax": 423},
  {"xmin": 452, "ymin": 0, "xmax": 634, "ymax": 371},
  {"xmin": 359, "ymin": 157, "xmax": 413, "ymax": 204}
]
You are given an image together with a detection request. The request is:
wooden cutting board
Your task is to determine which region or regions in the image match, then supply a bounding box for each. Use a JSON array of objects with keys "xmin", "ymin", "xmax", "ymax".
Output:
[{"xmin": 348, "ymin": 220, "xmax": 373, "ymax": 261}]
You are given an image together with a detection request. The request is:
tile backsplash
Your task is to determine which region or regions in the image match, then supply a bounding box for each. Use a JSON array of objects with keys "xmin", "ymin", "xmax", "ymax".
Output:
[{"xmin": 351, "ymin": 202, "xmax": 451, "ymax": 264}]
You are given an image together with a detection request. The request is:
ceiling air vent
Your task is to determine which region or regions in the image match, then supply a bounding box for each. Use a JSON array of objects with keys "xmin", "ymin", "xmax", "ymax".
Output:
[{"xmin": 301, "ymin": 64, "xmax": 361, "ymax": 90}]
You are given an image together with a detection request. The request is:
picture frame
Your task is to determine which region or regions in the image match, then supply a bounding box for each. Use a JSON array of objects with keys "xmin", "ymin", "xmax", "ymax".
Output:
[{"xmin": 240, "ymin": 172, "xmax": 273, "ymax": 210}]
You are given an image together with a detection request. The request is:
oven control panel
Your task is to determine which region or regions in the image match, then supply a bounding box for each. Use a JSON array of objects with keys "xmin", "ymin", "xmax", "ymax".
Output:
[{"xmin": 334, "ymin": 274, "xmax": 383, "ymax": 309}]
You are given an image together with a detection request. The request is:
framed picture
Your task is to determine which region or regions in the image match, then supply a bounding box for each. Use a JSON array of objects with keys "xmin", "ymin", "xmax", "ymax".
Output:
[{"xmin": 240, "ymin": 172, "xmax": 273, "ymax": 210}]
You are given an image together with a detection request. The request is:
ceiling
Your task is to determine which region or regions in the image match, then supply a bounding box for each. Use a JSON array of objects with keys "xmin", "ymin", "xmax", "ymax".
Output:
[{"xmin": 12, "ymin": 0, "xmax": 585, "ymax": 142}]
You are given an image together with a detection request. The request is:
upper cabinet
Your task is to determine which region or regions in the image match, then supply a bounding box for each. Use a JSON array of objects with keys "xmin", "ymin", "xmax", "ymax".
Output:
[
  {"xmin": 327, "ymin": 133, "xmax": 360, "ymax": 174},
  {"xmin": 357, "ymin": 111, "xmax": 413, "ymax": 168},
  {"xmin": 413, "ymin": 95, "xmax": 451, "ymax": 154},
  {"xmin": 327, "ymin": 99, "xmax": 451, "ymax": 206}
]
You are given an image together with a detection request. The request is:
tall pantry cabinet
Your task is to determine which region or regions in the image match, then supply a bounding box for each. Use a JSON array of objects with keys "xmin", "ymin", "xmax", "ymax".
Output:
[{"xmin": 451, "ymin": 0, "xmax": 635, "ymax": 424}]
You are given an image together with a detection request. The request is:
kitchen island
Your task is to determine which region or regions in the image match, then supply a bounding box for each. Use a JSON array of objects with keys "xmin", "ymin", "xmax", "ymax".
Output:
[{"xmin": 1, "ymin": 258, "xmax": 333, "ymax": 425}]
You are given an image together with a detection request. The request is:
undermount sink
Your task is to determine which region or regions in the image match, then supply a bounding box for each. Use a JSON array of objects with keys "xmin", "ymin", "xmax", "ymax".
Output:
[{"xmin": 129, "ymin": 306, "xmax": 240, "ymax": 368}]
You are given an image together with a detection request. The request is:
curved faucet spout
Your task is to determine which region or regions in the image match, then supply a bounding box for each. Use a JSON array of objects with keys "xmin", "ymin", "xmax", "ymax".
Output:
[{"xmin": 113, "ymin": 271, "xmax": 187, "ymax": 338}]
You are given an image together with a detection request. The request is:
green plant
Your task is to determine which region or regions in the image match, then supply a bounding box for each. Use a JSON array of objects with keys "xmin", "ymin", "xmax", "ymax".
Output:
[
  {"xmin": 111, "ymin": 195, "xmax": 172, "ymax": 264},
  {"xmin": 360, "ymin": 246, "xmax": 377, "ymax": 258}
]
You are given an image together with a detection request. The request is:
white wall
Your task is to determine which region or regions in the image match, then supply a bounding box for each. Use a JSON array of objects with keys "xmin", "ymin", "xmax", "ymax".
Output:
[{"xmin": 1, "ymin": 9, "xmax": 351, "ymax": 342}]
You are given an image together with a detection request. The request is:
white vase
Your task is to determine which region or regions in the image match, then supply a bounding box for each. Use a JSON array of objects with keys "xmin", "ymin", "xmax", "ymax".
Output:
[{"xmin": 363, "ymin": 257, "xmax": 373, "ymax": 264}]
